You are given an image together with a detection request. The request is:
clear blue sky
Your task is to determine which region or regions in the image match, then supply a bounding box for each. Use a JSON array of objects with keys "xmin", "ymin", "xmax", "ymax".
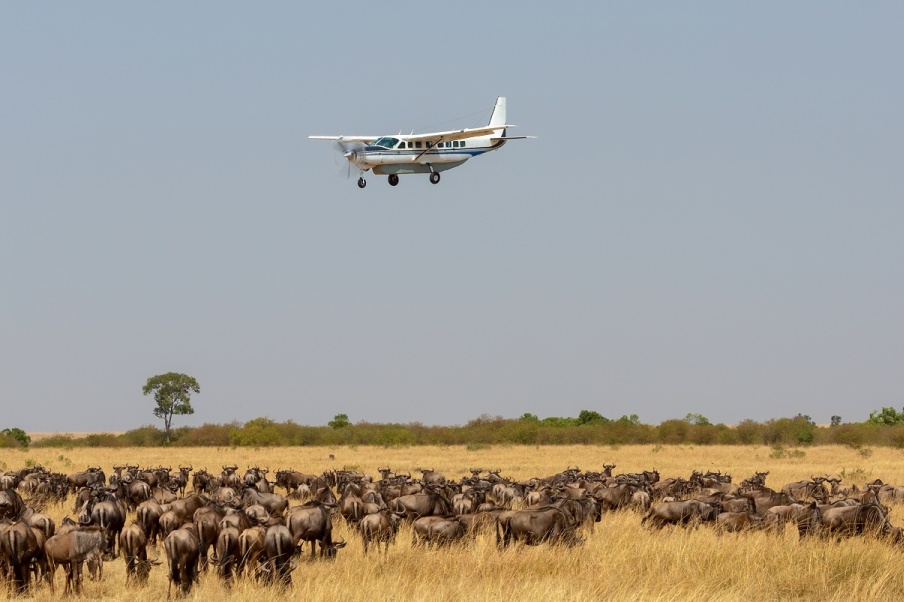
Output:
[{"xmin": 2, "ymin": 3, "xmax": 902, "ymax": 431}]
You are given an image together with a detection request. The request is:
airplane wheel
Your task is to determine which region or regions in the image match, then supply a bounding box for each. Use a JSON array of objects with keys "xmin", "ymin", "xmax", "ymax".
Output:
[
  {"xmin": 429, "ymin": 172, "xmax": 441, "ymax": 184},
  {"xmin": 388, "ymin": 174, "xmax": 399, "ymax": 186},
  {"xmin": 357, "ymin": 177, "xmax": 366, "ymax": 189}
]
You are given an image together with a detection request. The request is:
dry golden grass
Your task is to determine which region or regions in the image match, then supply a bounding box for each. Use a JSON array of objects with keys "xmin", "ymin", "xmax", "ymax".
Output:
[{"xmin": 3, "ymin": 444, "xmax": 904, "ymax": 601}]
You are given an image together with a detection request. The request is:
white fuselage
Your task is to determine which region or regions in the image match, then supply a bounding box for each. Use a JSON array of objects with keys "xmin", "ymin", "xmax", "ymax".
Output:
[{"xmin": 348, "ymin": 133, "xmax": 506, "ymax": 175}]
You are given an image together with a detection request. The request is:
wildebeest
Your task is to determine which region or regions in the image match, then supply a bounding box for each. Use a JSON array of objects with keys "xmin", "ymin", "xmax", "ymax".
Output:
[
  {"xmin": 389, "ymin": 488, "xmax": 453, "ymax": 519},
  {"xmin": 821, "ymin": 503, "xmax": 891, "ymax": 539},
  {"xmin": 2, "ymin": 520, "xmax": 42, "ymax": 594},
  {"xmin": 358, "ymin": 509, "xmax": 402, "ymax": 554},
  {"xmin": 44, "ymin": 526, "xmax": 108, "ymax": 594},
  {"xmin": 0, "ymin": 488, "xmax": 26, "ymax": 521},
  {"xmin": 67, "ymin": 467, "xmax": 106, "ymax": 493},
  {"xmin": 413, "ymin": 516, "xmax": 466, "ymax": 546},
  {"xmin": 496, "ymin": 506, "xmax": 580, "ymax": 548},
  {"xmin": 237, "ymin": 525, "xmax": 267, "ymax": 578},
  {"xmin": 742, "ymin": 489, "xmax": 797, "ymax": 515},
  {"xmin": 136, "ymin": 499, "xmax": 164, "ymax": 547},
  {"xmin": 782, "ymin": 477, "xmax": 827, "ymax": 501},
  {"xmin": 715, "ymin": 511, "xmax": 763, "ymax": 533},
  {"xmin": 90, "ymin": 494, "xmax": 127, "ymax": 558},
  {"xmin": 214, "ymin": 525, "xmax": 241, "ymax": 582},
  {"xmin": 641, "ymin": 500, "xmax": 721, "ymax": 529},
  {"xmin": 286, "ymin": 502, "xmax": 346, "ymax": 559},
  {"xmin": 164, "ymin": 523, "xmax": 201, "ymax": 596},
  {"xmin": 764, "ymin": 502, "xmax": 822, "ymax": 537},
  {"xmin": 120, "ymin": 521, "xmax": 158, "ymax": 583},
  {"xmin": 262, "ymin": 525, "xmax": 296, "ymax": 585},
  {"xmin": 241, "ymin": 486, "xmax": 288, "ymax": 518},
  {"xmin": 194, "ymin": 505, "xmax": 226, "ymax": 571}
]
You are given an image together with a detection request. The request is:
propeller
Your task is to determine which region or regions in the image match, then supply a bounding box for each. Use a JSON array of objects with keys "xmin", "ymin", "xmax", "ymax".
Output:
[{"xmin": 332, "ymin": 139, "xmax": 365, "ymax": 178}]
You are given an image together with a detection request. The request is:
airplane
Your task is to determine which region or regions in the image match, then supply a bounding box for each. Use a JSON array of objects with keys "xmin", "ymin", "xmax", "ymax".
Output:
[{"xmin": 309, "ymin": 96, "xmax": 533, "ymax": 188}]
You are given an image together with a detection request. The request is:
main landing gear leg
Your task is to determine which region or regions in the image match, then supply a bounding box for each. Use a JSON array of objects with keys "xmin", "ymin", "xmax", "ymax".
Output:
[{"xmin": 357, "ymin": 177, "xmax": 366, "ymax": 189}]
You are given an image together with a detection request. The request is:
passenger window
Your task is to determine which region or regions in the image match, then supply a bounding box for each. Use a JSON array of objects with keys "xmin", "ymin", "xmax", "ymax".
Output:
[
  {"xmin": 460, "ymin": 141, "xmax": 466, "ymax": 148},
  {"xmin": 427, "ymin": 141, "xmax": 433, "ymax": 148},
  {"xmin": 453, "ymin": 141, "xmax": 460, "ymax": 148},
  {"xmin": 415, "ymin": 141, "xmax": 422, "ymax": 149}
]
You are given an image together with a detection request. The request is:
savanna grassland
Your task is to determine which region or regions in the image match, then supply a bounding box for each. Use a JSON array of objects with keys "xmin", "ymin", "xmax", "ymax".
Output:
[{"xmin": 3, "ymin": 444, "xmax": 904, "ymax": 601}]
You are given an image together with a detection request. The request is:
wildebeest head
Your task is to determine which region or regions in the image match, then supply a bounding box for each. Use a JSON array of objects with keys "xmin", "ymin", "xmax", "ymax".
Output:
[{"xmin": 320, "ymin": 536, "xmax": 347, "ymax": 559}]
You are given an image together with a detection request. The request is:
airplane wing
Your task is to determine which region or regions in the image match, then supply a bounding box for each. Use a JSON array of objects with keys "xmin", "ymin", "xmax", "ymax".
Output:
[
  {"xmin": 406, "ymin": 125, "xmax": 521, "ymax": 143},
  {"xmin": 308, "ymin": 135, "xmax": 379, "ymax": 142}
]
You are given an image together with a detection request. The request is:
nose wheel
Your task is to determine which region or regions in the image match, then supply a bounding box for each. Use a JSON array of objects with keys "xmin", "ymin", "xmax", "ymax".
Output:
[
  {"xmin": 429, "ymin": 172, "xmax": 441, "ymax": 185},
  {"xmin": 357, "ymin": 177, "xmax": 366, "ymax": 189},
  {"xmin": 388, "ymin": 174, "xmax": 399, "ymax": 186}
]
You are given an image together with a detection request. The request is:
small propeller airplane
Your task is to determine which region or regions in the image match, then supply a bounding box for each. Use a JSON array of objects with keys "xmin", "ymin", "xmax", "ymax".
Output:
[{"xmin": 309, "ymin": 96, "xmax": 533, "ymax": 188}]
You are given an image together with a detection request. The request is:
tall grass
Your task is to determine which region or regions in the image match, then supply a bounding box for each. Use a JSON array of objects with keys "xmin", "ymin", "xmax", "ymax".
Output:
[{"xmin": 4, "ymin": 445, "xmax": 904, "ymax": 601}]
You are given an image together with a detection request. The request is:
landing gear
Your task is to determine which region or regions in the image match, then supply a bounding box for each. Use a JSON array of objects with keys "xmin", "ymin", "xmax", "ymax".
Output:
[
  {"xmin": 388, "ymin": 174, "xmax": 399, "ymax": 186},
  {"xmin": 429, "ymin": 172, "xmax": 441, "ymax": 185},
  {"xmin": 357, "ymin": 177, "xmax": 366, "ymax": 189}
]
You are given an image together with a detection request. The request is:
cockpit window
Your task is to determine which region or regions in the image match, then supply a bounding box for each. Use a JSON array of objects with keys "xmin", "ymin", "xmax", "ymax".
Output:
[{"xmin": 371, "ymin": 137, "xmax": 399, "ymax": 148}]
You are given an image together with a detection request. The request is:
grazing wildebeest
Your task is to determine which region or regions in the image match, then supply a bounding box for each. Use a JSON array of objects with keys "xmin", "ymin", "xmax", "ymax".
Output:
[
  {"xmin": 193, "ymin": 505, "xmax": 226, "ymax": 572},
  {"xmin": 286, "ymin": 502, "xmax": 346, "ymax": 559},
  {"xmin": 24, "ymin": 512, "xmax": 56, "ymax": 539},
  {"xmin": 720, "ymin": 496, "xmax": 756, "ymax": 514},
  {"xmin": 742, "ymin": 489, "xmax": 797, "ymax": 515},
  {"xmin": 237, "ymin": 525, "xmax": 267, "ymax": 578},
  {"xmin": 67, "ymin": 467, "xmax": 105, "ymax": 493},
  {"xmin": 263, "ymin": 525, "xmax": 296, "ymax": 585},
  {"xmin": 120, "ymin": 521, "xmax": 158, "ymax": 583},
  {"xmin": 136, "ymin": 499, "xmax": 164, "ymax": 546},
  {"xmin": 214, "ymin": 525, "xmax": 241, "ymax": 582},
  {"xmin": 164, "ymin": 523, "xmax": 201, "ymax": 596},
  {"xmin": 169, "ymin": 495, "xmax": 207, "ymax": 525},
  {"xmin": 358, "ymin": 509, "xmax": 402, "ymax": 554},
  {"xmin": 0, "ymin": 488, "xmax": 26, "ymax": 521},
  {"xmin": 641, "ymin": 500, "xmax": 721, "ymax": 529},
  {"xmin": 338, "ymin": 487, "xmax": 366, "ymax": 525},
  {"xmin": 218, "ymin": 508, "xmax": 255, "ymax": 533},
  {"xmin": 821, "ymin": 503, "xmax": 891, "ymax": 539},
  {"xmin": 764, "ymin": 502, "xmax": 823, "ymax": 537},
  {"xmin": 389, "ymin": 488, "xmax": 452, "ymax": 520},
  {"xmin": 596, "ymin": 482, "xmax": 642, "ymax": 512},
  {"xmin": 44, "ymin": 526, "xmax": 108, "ymax": 594},
  {"xmin": 91, "ymin": 495, "xmax": 127, "ymax": 558},
  {"xmin": 274, "ymin": 470, "xmax": 321, "ymax": 498},
  {"xmin": 413, "ymin": 516, "xmax": 466, "ymax": 546},
  {"xmin": 2, "ymin": 520, "xmax": 42, "ymax": 594},
  {"xmin": 715, "ymin": 511, "xmax": 763, "ymax": 533},
  {"xmin": 241, "ymin": 486, "xmax": 288, "ymax": 518},
  {"xmin": 496, "ymin": 506, "xmax": 580, "ymax": 548},
  {"xmin": 782, "ymin": 477, "xmax": 827, "ymax": 501}
]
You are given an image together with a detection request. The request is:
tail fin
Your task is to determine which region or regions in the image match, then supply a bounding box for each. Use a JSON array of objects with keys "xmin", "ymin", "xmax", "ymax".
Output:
[{"xmin": 487, "ymin": 96, "xmax": 507, "ymax": 131}]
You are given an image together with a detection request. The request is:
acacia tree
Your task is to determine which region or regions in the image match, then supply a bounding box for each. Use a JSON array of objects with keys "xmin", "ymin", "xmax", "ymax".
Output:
[{"xmin": 142, "ymin": 372, "xmax": 200, "ymax": 443}]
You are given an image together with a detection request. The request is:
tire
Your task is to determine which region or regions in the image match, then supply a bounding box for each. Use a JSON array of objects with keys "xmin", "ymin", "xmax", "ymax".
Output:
[
  {"xmin": 429, "ymin": 172, "xmax": 440, "ymax": 184},
  {"xmin": 357, "ymin": 177, "xmax": 366, "ymax": 189},
  {"xmin": 388, "ymin": 174, "xmax": 399, "ymax": 186}
]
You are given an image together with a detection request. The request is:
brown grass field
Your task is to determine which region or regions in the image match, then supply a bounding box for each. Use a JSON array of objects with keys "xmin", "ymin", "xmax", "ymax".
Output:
[{"xmin": 2, "ymin": 444, "xmax": 904, "ymax": 601}]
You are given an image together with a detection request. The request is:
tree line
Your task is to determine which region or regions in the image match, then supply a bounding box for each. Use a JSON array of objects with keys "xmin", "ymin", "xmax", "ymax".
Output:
[{"xmin": 11, "ymin": 411, "xmax": 904, "ymax": 449}]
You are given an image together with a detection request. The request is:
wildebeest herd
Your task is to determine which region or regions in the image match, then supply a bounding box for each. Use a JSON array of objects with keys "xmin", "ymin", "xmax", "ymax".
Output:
[{"xmin": 1, "ymin": 462, "xmax": 902, "ymax": 596}]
